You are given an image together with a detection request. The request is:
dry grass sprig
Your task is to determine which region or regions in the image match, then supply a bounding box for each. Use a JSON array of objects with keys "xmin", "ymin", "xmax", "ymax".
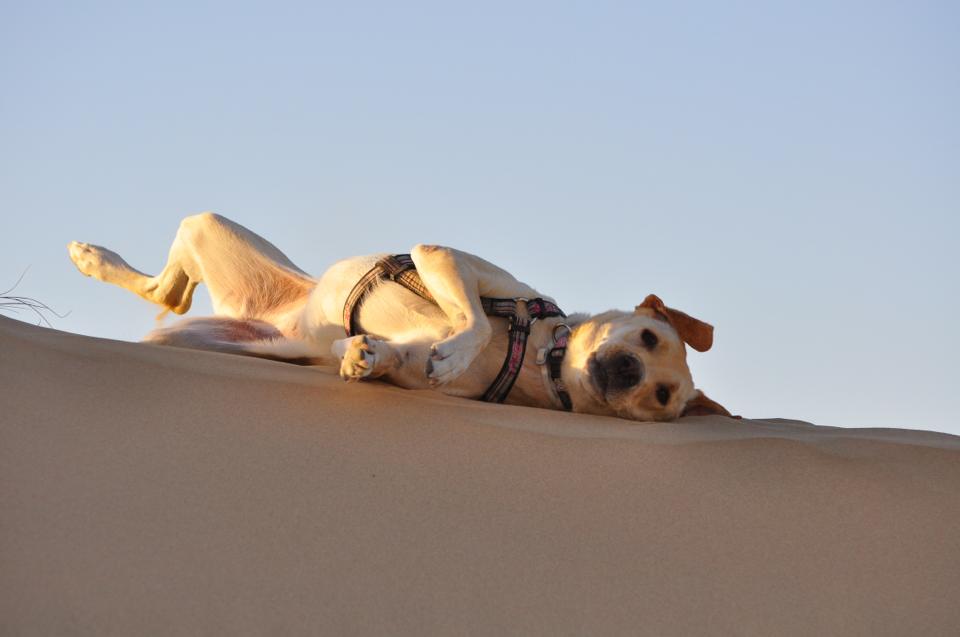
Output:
[{"xmin": 0, "ymin": 268, "xmax": 69, "ymax": 327}]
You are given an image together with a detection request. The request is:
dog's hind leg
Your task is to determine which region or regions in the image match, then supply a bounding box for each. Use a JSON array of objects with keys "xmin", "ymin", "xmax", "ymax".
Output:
[
  {"xmin": 145, "ymin": 316, "xmax": 333, "ymax": 364},
  {"xmin": 69, "ymin": 212, "xmax": 315, "ymax": 321},
  {"xmin": 68, "ymin": 239, "xmax": 201, "ymax": 314}
]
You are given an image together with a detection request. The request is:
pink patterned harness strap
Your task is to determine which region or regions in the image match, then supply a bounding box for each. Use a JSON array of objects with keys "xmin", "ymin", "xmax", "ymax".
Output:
[{"xmin": 343, "ymin": 254, "xmax": 568, "ymax": 406}]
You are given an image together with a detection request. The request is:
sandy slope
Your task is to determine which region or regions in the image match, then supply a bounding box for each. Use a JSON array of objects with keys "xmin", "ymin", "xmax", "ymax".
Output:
[{"xmin": 1, "ymin": 316, "xmax": 958, "ymax": 636}]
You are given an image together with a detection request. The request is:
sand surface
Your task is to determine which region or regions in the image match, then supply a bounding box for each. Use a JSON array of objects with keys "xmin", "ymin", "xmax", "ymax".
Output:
[{"xmin": 2, "ymin": 316, "xmax": 959, "ymax": 636}]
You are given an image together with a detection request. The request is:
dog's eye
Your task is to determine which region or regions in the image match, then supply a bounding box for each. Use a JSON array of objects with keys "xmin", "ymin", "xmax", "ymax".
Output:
[
  {"xmin": 655, "ymin": 385, "xmax": 671, "ymax": 406},
  {"xmin": 641, "ymin": 329, "xmax": 658, "ymax": 349}
]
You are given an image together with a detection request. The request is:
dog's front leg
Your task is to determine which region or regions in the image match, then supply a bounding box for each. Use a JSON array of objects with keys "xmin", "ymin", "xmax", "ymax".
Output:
[
  {"xmin": 408, "ymin": 245, "xmax": 493, "ymax": 386},
  {"xmin": 332, "ymin": 335, "xmax": 401, "ymax": 382},
  {"xmin": 410, "ymin": 244, "xmax": 540, "ymax": 387},
  {"xmin": 332, "ymin": 335, "xmax": 435, "ymax": 389}
]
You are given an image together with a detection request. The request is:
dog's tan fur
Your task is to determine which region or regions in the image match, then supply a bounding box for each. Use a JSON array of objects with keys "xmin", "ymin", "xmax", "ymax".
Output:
[{"xmin": 69, "ymin": 212, "xmax": 729, "ymax": 421}]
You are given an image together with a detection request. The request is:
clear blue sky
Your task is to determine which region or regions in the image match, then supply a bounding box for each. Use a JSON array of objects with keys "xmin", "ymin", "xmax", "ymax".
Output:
[{"xmin": 2, "ymin": 2, "xmax": 957, "ymax": 434}]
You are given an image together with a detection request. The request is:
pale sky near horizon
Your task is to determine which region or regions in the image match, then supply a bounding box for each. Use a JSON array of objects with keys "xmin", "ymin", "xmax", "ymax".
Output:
[{"xmin": 2, "ymin": 2, "xmax": 958, "ymax": 434}]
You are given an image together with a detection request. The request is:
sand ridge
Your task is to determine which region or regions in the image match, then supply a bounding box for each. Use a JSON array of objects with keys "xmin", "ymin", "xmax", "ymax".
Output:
[{"xmin": 2, "ymin": 316, "xmax": 959, "ymax": 636}]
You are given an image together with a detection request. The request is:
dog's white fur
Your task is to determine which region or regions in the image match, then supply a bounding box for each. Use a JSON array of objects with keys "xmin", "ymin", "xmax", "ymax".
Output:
[{"xmin": 69, "ymin": 213, "xmax": 729, "ymax": 421}]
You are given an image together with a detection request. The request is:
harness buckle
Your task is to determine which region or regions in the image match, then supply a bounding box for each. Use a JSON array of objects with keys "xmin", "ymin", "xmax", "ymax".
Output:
[
  {"xmin": 513, "ymin": 297, "xmax": 538, "ymax": 327},
  {"xmin": 536, "ymin": 347, "xmax": 548, "ymax": 365}
]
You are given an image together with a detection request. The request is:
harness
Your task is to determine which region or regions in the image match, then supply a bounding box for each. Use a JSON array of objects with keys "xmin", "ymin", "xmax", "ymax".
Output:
[{"xmin": 343, "ymin": 254, "xmax": 573, "ymax": 409}]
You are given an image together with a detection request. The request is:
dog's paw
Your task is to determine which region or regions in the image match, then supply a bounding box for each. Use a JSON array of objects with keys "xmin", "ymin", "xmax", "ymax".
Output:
[
  {"xmin": 426, "ymin": 332, "xmax": 484, "ymax": 386},
  {"xmin": 67, "ymin": 241, "xmax": 132, "ymax": 281},
  {"xmin": 335, "ymin": 335, "xmax": 377, "ymax": 382}
]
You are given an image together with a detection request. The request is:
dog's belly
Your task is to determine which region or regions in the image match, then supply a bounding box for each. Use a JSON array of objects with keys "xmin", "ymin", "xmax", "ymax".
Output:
[
  {"xmin": 307, "ymin": 253, "xmax": 463, "ymax": 342},
  {"xmin": 358, "ymin": 282, "xmax": 449, "ymax": 340}
]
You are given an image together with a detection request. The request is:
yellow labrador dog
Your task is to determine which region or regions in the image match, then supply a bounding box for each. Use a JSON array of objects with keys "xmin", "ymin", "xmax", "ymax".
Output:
[{"xmin": 69, "ymin": 212, "xmax": 730, "ymax": 421}]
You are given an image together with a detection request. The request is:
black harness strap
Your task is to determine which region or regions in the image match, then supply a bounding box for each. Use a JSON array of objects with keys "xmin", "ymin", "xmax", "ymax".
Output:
[
  {"xmin": 548, "ymin": 326, "xmax": 573, "ymax": 410},
  {"xmin": 343, "ymin": 254, "xmax": 433, "ymax": 337},
  {"xmin": 344, "ymin": 254, "xmax": 567, "ymax": 405},
  {"xmin": 478, "ymin": 296, "xmax": 565, "ymax": 403}
]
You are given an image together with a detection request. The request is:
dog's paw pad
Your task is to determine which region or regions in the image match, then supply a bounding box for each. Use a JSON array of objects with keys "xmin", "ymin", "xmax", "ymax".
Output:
[{"xmin": 339, "ymin": 335, "xmax": 376, "ymax": 381}]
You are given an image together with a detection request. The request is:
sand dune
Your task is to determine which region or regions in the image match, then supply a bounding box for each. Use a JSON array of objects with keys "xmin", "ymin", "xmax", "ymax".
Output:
[{"xmin": 1, "ymin": 315, "xmax": 958, "ymax": 636}]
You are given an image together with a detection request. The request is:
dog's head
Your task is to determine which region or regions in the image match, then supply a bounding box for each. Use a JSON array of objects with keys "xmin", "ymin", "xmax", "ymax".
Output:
[{"xmin": 564, "ymin": 294, "xmax": 730, "ymax": 421}]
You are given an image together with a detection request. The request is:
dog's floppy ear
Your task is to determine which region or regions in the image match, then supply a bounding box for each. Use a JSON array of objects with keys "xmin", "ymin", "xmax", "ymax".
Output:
[
  {"xmin": 680, "ymin": 389, "xmax": 733, "ymax": 418},
  {"xmin": 635, "ymin": 294, "xmax": 714, "ymax": 352}
]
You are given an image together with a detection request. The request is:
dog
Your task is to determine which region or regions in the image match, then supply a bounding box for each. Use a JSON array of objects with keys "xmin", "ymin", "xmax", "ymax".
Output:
[{"xmin": 68, "ymin": 212, "xmax": 730, "ymax": 421}]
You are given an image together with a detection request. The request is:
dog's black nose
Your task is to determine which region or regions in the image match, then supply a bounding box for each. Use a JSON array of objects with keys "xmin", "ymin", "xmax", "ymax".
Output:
[{"xmin": 604, "ymin": 352, "xmax": 643, "ymax": 392}]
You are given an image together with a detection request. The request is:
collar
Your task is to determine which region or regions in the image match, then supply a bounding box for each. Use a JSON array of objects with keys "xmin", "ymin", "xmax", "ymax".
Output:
[{"xmin": 536, "ymin": 323, "xmax": 573, "ymax": 411}]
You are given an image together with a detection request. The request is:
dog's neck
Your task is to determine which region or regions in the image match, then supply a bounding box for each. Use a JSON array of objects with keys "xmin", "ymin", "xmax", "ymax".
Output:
[
  {"xmin": 508, "ymin": 310, "xmax": 638, "ymax": 413},
  {"xmin": 503, "ymin": 312, "xmax": 590, "ymax": 410}
]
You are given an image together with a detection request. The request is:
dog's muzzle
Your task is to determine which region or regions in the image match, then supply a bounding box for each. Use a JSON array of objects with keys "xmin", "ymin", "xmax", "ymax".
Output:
[{"xmin": 589, "ymin": 352, "xmax": 644, "ymax": 398}]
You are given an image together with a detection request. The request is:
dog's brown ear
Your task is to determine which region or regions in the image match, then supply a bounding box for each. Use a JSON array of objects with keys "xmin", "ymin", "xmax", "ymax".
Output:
[
  {"xmin": 635, "ymin": 294, "xmax": 714, "ymax": 352},
  {"xmin": 680, "ymin": 390, "xmax": 733, "ymax": 418}
]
